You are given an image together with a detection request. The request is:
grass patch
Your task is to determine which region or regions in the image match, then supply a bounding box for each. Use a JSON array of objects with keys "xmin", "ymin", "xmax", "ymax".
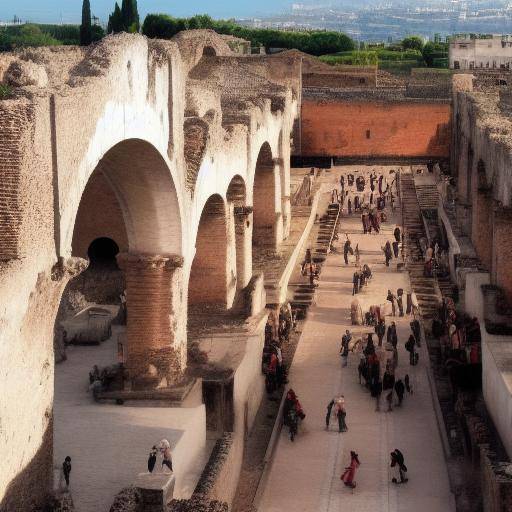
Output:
[{"xmin": 0, "ymin": 83, "xmax": 12, "ymax": 100}]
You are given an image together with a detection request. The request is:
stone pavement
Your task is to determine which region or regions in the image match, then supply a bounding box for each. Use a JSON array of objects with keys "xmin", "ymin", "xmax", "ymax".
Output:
[{"xmin": 259, "ymin": 168, "xmax": 455, "ymax": 512}]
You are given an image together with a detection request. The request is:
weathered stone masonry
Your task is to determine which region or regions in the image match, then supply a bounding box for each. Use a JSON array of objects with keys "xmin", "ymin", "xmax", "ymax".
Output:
[{"xmin": 0, "ymin": 30, "xmax": 299, "ymax": 510}]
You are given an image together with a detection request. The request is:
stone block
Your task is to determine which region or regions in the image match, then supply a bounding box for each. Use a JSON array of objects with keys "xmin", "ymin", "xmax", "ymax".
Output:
[{"xmin": 135, "ymin": 473, "xmax": 175, "ymax": 512}]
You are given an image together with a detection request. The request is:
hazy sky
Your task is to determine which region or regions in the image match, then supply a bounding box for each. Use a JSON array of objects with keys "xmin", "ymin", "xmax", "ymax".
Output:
[{"xmin": 0, "ymin": 0, "xmax": 293, "ymax": 24}]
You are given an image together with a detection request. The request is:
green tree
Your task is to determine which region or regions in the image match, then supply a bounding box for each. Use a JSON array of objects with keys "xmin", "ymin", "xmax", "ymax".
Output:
[
  {"xmin": 422, "ymin": 41, "xmax": 448, "ymax": 67},
  {"xmin": 401, "ymin": 35, "xmax": 423, "ymax": 52},
  {"xmin": 107, "ymin": 3, "xmax": 123, "ymax": 33},
  {"xmin": 121, "ymin": 0, "xmax": 139, "ymax": 33},
  {"xmin": 80, "ymin": 0, "xmax": 92, "ymax": 45}
]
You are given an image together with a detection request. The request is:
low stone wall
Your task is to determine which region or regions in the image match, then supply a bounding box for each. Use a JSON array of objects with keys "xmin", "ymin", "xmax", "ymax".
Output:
[
  {"xmin": 168, "ymin": 433, "xmax": 236, "ymax": 511},
  {"xmin": 481, "ymin": 446, "xmax": 512, "ymax": 512},
  {"xmin": 464, "ymin": 273, "xmax": 512, "ymax": 460}
]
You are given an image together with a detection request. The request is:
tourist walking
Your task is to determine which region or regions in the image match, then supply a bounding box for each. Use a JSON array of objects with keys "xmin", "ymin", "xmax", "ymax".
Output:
[
  {"xmin": 383, "ymin": 241, "xmax": 392, "ymax": 267},
  {"xmin": 387, "ymin": 289, "xmax": 397, "ymax": 316},
  {"xmin": 341, "ymin": 330, "xmax": 352, "ymax": 367},
  {"xmin": 344, "ymin": 237, "xmax": 352, "ymax": 265},
  {"xmin": 354, "ymin": 244, "xmax": 360, "ymax": 266},
  {"xmin": 392, "ymin": 240, "xmax": 399, "ymax": 259},
  {"xmin": 352, "ymin": 270, "xmax": 360, "ymax": 295},
  {"xmin": 394, "ymin": 226, "xmax": 401, "ymax": 243},
  {"xmin": 387, "ymin": 321, "xmax": 398, "ymax": 348},
  {"xmin": 410, "ymin": 318, "xmax": 421, "ymax": 347},
  {"xmin": 62, "ymin": 456, "xmax": 72, "ymax": 488},
  {"xmin": 390, "ymin": 449, "xmax": 408, "ymax": 484},
  {"xmin": 405, "ymin": 334, "xmax": 418, "ymax": 366},
  {"xmin": 375, "ymin": 319, "xmax": 386, "ymax": 346},
  {"xmin": 396, "ymin": 288, "xmax": 404, "ymax": 317},
  {"xmin": 325, "ymin": 398, "xmax": 335, "ymax": 430},
  {"xmin": 341, "ymin": 451, "xmax": 360, "ymax": 488},
  {"xmin": 335, "ymin": 396, "xmax": 348, "ymax": 432}
]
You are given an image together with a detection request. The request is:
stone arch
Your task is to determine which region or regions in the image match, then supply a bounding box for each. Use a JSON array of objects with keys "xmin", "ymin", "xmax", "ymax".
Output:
[
  {"xmin": 189, "ymin": 194, "xmax": 234, "ymax": 308},
  {"xmin": 252, "ymin": 142, "xmax": 280, "ymax": 251},
  {"xmin": 227, "ymin": 175, "xmax": 252, "ymax": 291},
  {"xmin": 202, "ymin": 46, "xmax": 216, "ymax": 57},
  {"xmin": 61, "ymin": 138, "xmax": 185, "ymax": 387}
]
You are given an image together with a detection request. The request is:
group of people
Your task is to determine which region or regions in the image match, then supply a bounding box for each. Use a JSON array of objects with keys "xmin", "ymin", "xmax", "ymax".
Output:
[
  {"xmin": 147, "ymin": 439, "xmax": 173, "ymax": 474},
  {"xmin": 386, "ymin": 287, "xmax": 418, "ymax": 318},
  {"xmin": 353, "ymin": 330, "xmax": 414, "ymax": 412},
  {"xmin": 339, "ymin": 448, "xmax": 409, "ymax": 489},
  {"xmin": 382, "ymin": 226, "xmax": 403, "ymax": 267},
  {"xmin": 431, "ymin": 297, "xmax": 481, "ymax": 365},
  {"xmin": 335, "ymin": 170, "xmax": 399, "ymax": 218},
  {"xmin": 263, "ymin": 304, "xmax": 295, "ymax": 394}
]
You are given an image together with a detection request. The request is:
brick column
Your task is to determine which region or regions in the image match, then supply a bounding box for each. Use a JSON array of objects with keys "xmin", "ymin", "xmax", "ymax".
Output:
[
  {"xmin": 492, "ymin": 205, "xmax": 512, "ymax": 303},
  {"xmin": 234, "ymin": 206, "xmax": 253, "ymax": 290},
  {"xmin": 117, "ymin": 252, "xmax": 184, "ymax": 389}
]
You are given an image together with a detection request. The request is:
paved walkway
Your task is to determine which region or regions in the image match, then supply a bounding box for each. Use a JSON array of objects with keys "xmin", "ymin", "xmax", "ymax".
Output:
[{"xmin": 259, "ymin": 169, "xmax": 455, "ymax": 512}]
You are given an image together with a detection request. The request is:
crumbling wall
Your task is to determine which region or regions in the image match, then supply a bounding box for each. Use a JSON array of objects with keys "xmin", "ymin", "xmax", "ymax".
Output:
[{"xmin": 0, "ymin": 30, "xmax": 297, "ymax": 509}]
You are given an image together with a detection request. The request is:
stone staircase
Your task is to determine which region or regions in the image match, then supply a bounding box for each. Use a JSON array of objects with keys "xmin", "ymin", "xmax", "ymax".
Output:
[
  {"xmin": 288, "ymin": 203, "xmax": 341, "ymax": 319},
  {"xmin": 400, "ymin": 174, "xmax": 440, "ymax": 320},
  {"xmin": 400, "ymin": 173, "xmax": 466, "ymax": 462}
]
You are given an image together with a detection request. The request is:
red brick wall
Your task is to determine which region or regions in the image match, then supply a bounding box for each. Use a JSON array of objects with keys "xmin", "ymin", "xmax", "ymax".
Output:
[
  {"xmin": 72, "ymin": 171, "xmax": 128, "ymax": 258},
  {"xmin": 301, "ymin": 100, "xmax": 451, "ymax": 158},
  {"xmin": 189, "ymin": 205, "xmax": 228, "ymax": 305}
]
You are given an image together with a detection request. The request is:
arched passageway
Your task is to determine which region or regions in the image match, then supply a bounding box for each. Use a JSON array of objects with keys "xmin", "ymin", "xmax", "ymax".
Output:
[
  {"xmin": 189, "ymin": 194, "xmax": 235, "ymax": 309},
  {"xmin": 227, "ymin": 176, "xmax": 251, "ymax": 292},
  {"xmin": 60, "ymin": 138, "xmax": 184, "ymax": 387},
  {"xmin": 87, "ymin": 237, "xmax": 120, "ymax": 268},
  {"xmin": 252, "ymin": 143, "xmax": 280, "ymax": 251}
]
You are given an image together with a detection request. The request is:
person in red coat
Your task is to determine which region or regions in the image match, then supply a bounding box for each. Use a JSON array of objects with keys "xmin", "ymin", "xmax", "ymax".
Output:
[{"xmin": 341, "ymin": 451, "xmax": 361, "ymax": 488}]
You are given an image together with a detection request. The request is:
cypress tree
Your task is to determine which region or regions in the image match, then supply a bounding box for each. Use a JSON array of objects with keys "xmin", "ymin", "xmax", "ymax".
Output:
[
  {"xmin": 107, "ymin": 2, "xmax": 123, "ymax": 33},
  {"xmin": 80, "ymin": 0, "xmax": 92, "ymax": 45},
  {"xmin": 121, "ymin": 0, "xmax": 131, "ymax": 31},
  {"xmin": 121, "ymin": 0, "xmax": 139, "ymax": 33}
]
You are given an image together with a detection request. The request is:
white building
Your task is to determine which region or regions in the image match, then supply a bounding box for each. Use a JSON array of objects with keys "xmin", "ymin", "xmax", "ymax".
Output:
[{"xmin": 449, "ymin": 35, "xmax": 512, "ymax": 70}]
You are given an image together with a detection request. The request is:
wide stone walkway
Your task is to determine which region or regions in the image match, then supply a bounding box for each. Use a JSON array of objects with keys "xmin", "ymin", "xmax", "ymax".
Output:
[{"xmin": 259, "ymin": 168, "xmax": 455, "ymax": 512}]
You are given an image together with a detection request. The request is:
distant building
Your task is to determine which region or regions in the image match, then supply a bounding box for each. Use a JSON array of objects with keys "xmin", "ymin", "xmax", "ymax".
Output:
[{"xmin": 449, "ymin": 35, "xmax": 512, "ymax": 70}]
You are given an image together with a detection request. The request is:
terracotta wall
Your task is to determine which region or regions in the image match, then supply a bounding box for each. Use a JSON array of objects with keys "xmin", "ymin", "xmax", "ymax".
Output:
[{"xmin": 301, "ymin": 100, "xmax": 451, "ymax": 158}]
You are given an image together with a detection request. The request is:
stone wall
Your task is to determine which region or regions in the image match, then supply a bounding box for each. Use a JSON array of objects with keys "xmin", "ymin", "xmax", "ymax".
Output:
[
  {"xmin": 301, "ymin": 98, "xmax": 451, "ymax": 158},
  {"xmin": 0, "ymin": 31, "xmax": 298, "ymax": 509}
]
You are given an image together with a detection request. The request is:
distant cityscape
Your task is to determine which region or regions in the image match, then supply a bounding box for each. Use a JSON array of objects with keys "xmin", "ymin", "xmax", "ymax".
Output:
[
  {"xmin": 237, "ymin": 0, "xmax": 512, "ymax": 42},
  {"xmin": 2, "ymin": 0, "xmax": 512, "ymax": 42}
]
